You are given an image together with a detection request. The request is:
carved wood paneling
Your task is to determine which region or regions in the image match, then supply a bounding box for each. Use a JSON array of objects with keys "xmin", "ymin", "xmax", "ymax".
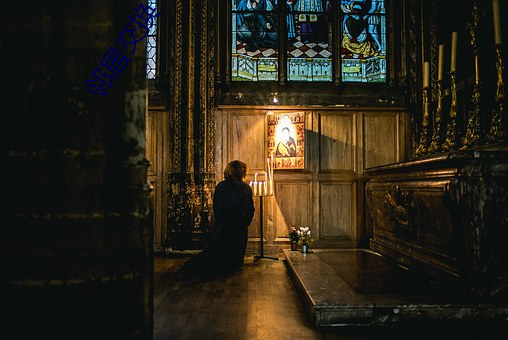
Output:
[
  {"xmin": 274, "ymin": 182, "xmax": 311, "ymax": 238},
  {"xmin": 216, "ymin": 107, "xmax": 408, "ymax": 248},
  {"xmin": 146, "ymin": 112, "xmax": 157, "ymax": 176},
  {"xmin": 363, "ymin": 113, "xmax": 398, "ymax": 169},
  {"xmin": 146, "ymin": 110, "xmax": 169, "ymax": 252},
  {"xmin": 230, "ymin": 112, "xmax": 266, "ymax": 171},
  {"xmin": 319, "ymin": 182, "xmax": 354, "ymax": 238},
  {"xmin": 319, "ymin": 113, "xmax": 355, "ymax": 172}
]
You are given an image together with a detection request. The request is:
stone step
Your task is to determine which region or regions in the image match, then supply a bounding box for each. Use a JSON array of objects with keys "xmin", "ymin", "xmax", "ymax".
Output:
[{"xmin": 283, "ymin": 248, "xmax": 508, "ymax": 326}]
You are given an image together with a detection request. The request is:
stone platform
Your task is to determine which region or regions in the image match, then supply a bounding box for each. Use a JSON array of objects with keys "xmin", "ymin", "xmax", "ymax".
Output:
[{"xmin": 284, "ymin": 248, "xmax": 508, "ymax": 327}]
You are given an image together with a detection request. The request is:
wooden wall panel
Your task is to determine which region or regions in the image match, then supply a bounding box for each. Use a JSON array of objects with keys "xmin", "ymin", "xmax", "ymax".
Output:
[
  {"xmin": 230, "ymin": 112, "xmax": 265, "ymax": 172},
  {"xmin": 363, "ymin": 114, "xmax": 397, "ymax": 169},
  {"xmin": 146, "ymin": 110, "xmax": 168, "ymax": 252},
  {"xmin": 214, "ymin": 107, "xmax": 408, "ymax": 248},
  {"xmin": 274, "ymin": 182, "xmax": 311, "ymax": 238},
  {"xmin": 319, "ymin": 182, "xmax": 354, "ymax": 238},
  {"xmin": 320, "ymin": 113, "xmax": 355, "ymax": 172}
]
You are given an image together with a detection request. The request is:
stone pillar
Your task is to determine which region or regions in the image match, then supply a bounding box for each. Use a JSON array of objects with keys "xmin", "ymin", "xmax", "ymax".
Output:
[
  {"xmin": 165, "ymin": 0, "xmax": 216, "ymax": 251},
  {"xmin": 1, "ymin": 1, "xmax": 151, "ymax": 337}
]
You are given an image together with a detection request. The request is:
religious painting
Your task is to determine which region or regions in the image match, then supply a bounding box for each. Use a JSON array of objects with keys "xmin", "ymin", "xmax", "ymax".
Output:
[
  {"xmin": 231, "ymin": 0, "xmax": 279, "ymax": 81},
  {"xmin": 267, "ymin": 112, "xmax": 305, "ymax": 169},
  {"xmin": 340, "ymin": 0, "xmax": 387, "ymax": 82}
]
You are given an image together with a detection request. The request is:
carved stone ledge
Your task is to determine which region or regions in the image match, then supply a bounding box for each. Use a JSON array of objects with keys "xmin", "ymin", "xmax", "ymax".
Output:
[{"xmin": 366, "ymin": 146, "xmax": 508, "ymax": 300}]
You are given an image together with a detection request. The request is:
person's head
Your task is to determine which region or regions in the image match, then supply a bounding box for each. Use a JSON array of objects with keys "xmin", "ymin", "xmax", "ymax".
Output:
[
  {"xmin": 224, "ymin": 160, "xmax": 248, "ymax": 181},
  {"xmin": 281, "ymin": 127, "xmax": 291, "ymax": 140}
]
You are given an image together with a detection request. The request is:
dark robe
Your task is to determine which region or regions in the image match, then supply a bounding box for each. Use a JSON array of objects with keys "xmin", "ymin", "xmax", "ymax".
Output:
[{"xmin": 181, "ymin": 178, "xmax": 255, "ymax": 276}]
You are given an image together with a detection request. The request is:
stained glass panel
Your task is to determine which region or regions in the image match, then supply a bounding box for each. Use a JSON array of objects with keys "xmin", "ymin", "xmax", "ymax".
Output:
[
  {"xmin": 340, "ymin": 0, "xmax": 386, "ymax": 82},
  {"xmin": 146, "ymin": 0, "xmax": 158, "ymax": 79},
  {"xmin": 286, "ymin": 0, "xmax": 332, "ymax": 81},
  {"xmin": 231, "ymin": 0, "xmax": 279, "ymax": 81}
]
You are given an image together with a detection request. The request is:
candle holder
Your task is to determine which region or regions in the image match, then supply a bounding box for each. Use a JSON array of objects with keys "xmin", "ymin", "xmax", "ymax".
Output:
[
  {"xmin": 461, "ymin": 62, "xmax": 482, "ymax": 150},
  {"xmin": 487, "ymin": 43, "xmax": 505, "ymax": 143},
  {"xmin": 429, "ymin": 80, "xmax": 444, "ymax": 153},
  {"xmin": 461, "ymin": 2, "xmax": 482, "ymax": 150},
  {"xmin": 442, "ymin": 71, "xmax": 458, "ymax": 151},
  {"xmin": 415, "ymin": 86, "xmax": 430, "ymax": 157}
]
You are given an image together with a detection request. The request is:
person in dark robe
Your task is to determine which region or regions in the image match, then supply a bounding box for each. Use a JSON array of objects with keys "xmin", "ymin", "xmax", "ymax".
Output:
[
  {"xmin": 236, "ymin": 0, "xmax": 277, "ymax": 51},
  {"xmin": 180, "ymin": 160, "xmax": 255, "ymax": 276}
]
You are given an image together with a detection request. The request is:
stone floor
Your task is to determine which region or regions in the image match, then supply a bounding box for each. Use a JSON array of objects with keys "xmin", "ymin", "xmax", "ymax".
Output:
[
  {"xmin": 284, "ymin": 248, "xmax": 508, "ymax": 327},
  {"xmin": 154, "ymin": 248, "xmax": 508, "ymax": 339}
]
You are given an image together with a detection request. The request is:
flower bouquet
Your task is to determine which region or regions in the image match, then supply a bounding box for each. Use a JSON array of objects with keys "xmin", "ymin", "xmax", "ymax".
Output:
[
  {"xmin": 297, "ymin": 227, "xmax": 314, "ymax": 253},
  {"xmin": 288, "ymin": 226, "xmax": 299, "ymax": 250}
]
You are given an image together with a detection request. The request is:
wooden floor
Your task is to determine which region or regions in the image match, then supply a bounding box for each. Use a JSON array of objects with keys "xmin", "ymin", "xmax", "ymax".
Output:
[{"xmin": 154, "ymin": 252, "xmax": 506, "ymax": 340}]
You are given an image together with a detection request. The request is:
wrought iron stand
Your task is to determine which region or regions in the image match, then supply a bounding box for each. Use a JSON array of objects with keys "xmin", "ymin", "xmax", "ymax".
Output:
[{"xmin": 254, "ymin": 195, "xmax": 278, "ymax": 262}]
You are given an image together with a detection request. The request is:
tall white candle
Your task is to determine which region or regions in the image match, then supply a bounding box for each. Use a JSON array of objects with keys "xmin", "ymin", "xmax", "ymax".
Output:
[
  {"xmin": 423, "ymin": 61, "xmax": 430, "ymax": 88},
  {"xmin": 267, "ymin": 158, "xmax": 271, "ymax": 182},
  {"xmin": 450, "ymin": 32, "xmax": 457, "ymax": 72},
  {"xmin": 438, "ymin": 44, "xmax": 444, "ymax": 81},
  {"xmin": 254, "ymin": 172, "xmax": 258, "ymax": 182},
  {"xmin": 493, "ymin": 0, "xmax": 502, "ymax": 45}
]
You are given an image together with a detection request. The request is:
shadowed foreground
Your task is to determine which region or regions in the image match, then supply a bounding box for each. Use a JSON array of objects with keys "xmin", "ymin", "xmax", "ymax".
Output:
[{"xmin": 154, "ymin": 253, "xmax": 507, "ymax": 339}]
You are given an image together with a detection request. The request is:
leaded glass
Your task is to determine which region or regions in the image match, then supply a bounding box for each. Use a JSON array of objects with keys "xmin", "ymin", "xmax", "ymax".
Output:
[
  {"xmin": 340, "ymin": 0, "xmax": 386, "ymax": 82},
  {"xmin": 231, "ymin": 0, "xmax": 279, "ymax": 81},
  {"xmin": 287, "ymin": 0, "xmax": 332, "ymax": 81},
  {"xmin": 146, "ymin": 0, "xmax": 158, "ymax": 79}
]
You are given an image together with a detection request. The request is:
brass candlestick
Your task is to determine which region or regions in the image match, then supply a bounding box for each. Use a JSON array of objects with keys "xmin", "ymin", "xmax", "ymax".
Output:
[
  {"xmin": 415, "ymin": 86, "xmax": 430, "ymax": 157},
  {"xmin": 487, "ymin": 44, "xmax": 505, "ymax": 143},
  {"xmin": 461, "ymin": 1, "xmax": 482, "ymax": 150},
  {"xmin": 461, "ymin": 55, "xmax": 482, "ymax": 150},
  {"xmin": 429, "ymin": 80, "xmax": 443, "ymax": 153},
  {"xmin": 442, "ymin": 71, "xmax": 458, "ymax": 151}
]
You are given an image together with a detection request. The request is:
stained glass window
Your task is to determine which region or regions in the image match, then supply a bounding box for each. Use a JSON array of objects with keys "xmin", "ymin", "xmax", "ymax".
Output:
[
  {"xmin": 146, "ymin": 0, "xmax": 158, "ymax": 79},
  {"xmin": 340, "ymin": 0, "xmax": 386, "ymax": 82},
  {"xmin": 231, "ymin": 0, "xmax": 387, "ymax": 83},
  {"xmin": 287, "ymin": 0, "xmax": 333, "ymax": 81},
  {"xmin": 232, "ymin": 0, "xmax": 279, "ymax": 81}
]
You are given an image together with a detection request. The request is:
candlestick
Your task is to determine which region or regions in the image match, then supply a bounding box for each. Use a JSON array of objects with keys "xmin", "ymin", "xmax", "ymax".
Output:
[
  {"xmin": 442, "ymin": 71, "xmax": 458, "ymax": 151},
  {"xmin": 461, "ymin": 0, "xmax": 482, "ymax": 149},
  {"xmin": 423, "ymin": 61, "xmax": 430, "ymax": 88},
  {"xmin": 415, "ymin": 86, "xmax": 430, "ymax": 157},
  {"xmin": 487, "ymin": 44, "xmax": 505, "ymax": 143},
  {"xmin": 438, "ymin": 44, "xmax": 444, "ymax": 81},
  {"xmin": 493, "ymin": 0, "xmax": 502, "ymax": 45},
  {"xmin": 429, "ymin": 79, "xmax": 443, "ymax": 153},
  {"xmin": 451, "ymin": 32, "xmax": 457, "ymax": 72}
]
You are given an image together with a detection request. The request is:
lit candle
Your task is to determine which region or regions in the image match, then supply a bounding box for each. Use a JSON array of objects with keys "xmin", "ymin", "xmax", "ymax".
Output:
[
  {"xmin": 254, "ymin": 172, "xmax": 258, "ymax": 182},
  {"xmin": 423, "ymin": 61, "xmax": 430, "ymax": 88},
  {"xmin": 493, "ymin": 0, "xmax": 502, "ymax": 45},
  {"xmin": 450, "ymin": 32, "xmax": 457, "ymax": 72},
  {"xmin": 258, "ymin": 181, "xmax": 262, "ymax": 196},
  {"xmin": 438, "ymin": 44, "xmax": 444, "ymax": 81},
  {"xmin": 263, "ymin": 181, "xmax": 267, "ymax": 195}
]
